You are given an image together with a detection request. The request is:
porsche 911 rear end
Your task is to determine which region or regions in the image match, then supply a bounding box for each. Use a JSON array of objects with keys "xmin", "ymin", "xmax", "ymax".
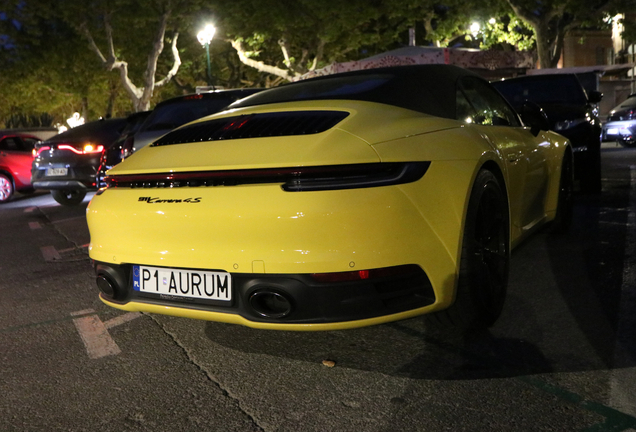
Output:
[{"xmin": 87, "ymin": 98, "xmax": 479, "ymax": 330}]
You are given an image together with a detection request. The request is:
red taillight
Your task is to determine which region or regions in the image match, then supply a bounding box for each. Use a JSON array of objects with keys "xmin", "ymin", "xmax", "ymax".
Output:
[
  {"xmin": 34, "ymin": 146, "xmax": 51, "ymax": 157},
  {"xmin": 310, "ymin": 264, "xmax": 420, "ymax": 283},
  {"xmin": 57, "ymin": 144, "xmax": 104, "ymax": 154}
]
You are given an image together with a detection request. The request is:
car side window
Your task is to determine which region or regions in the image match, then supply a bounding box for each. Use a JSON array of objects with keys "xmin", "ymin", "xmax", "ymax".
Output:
[
  {"xmin": 457, "ymin": 77, "xmax": 521, "ymax": 127},
  {"xmin": 0, "ymin": 138, "xmax": 23, "ymax": 151}
]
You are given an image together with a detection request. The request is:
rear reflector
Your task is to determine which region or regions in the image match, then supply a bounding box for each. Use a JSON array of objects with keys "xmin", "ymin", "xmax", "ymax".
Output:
[{"xmin": 310, "ymin": 264, "xmax": 423, "ymax": 283}]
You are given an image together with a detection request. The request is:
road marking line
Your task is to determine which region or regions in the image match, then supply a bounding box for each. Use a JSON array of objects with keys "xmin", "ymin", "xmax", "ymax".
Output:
[
  {"xmin": 104, "ymin": 312, "xmax": 142, "ymax": 329},
  {"xmin": 72, "ymin": 314, "xmax": 121, "ymax": 359},
  {"xmin": 70, "ymin": 309, "xmax": 96, "ymax": 317},
  {"xmin": 57, "ymin": 244, "xmax": 90, "ymax": 254},
  {"xmin": 29, "ymin": 221, "xmax": 42, "ymax": 230},
  {"xmin": 40, "ymin": 245, "xmax": 61, "ymax": 262},
  {"xmin": 51, "ymin": 216, "xmax": 86, "ymax": 224},
  {"xmin": 24, "ymin": 206, "xmax": 36, "ymax": 213},
  {"xmin": 610, "ymin": 164, "xmax": 636, "ymax": 417}
]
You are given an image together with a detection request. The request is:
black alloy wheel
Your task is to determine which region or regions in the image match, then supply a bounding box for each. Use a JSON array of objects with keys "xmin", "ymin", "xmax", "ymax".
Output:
[
  {"xmin": 430, "ymin": 169, "xmax": 510, "ymax": 331},
  {"xmin": 51, "ymin": 189, "xmax": 87, "ymax": 206}
]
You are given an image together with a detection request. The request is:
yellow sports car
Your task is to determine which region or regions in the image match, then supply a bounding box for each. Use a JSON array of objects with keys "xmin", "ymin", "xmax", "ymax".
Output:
[{"xmin": 87, "ymin": 65, "xmax": 572, "ymax": 331}]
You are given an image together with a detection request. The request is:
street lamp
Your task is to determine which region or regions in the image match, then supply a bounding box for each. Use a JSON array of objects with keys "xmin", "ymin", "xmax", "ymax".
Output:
[
  {"xmin": 197, "ymin": 24, "xmax": 216, "ymax": 88},
  {"xmin": 470, "ymin": 22, "xmax": 480, "ymax": 37}
]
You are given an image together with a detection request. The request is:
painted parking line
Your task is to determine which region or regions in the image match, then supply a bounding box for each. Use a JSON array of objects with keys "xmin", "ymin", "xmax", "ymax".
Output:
[
  {"xmin": 24, "ymin": 206, "xmax": 36, "ymax": 213},
  {"xmin": 29, "ymin": 221, "xmax": 42, "ymax": 230},
  {"xmin": 73, "ymin": 314, "xmax": 121, "ymax": 359},
  {"xmin": 104, "ymin": 312, "xmax": 142, "ymax": 329},
  {"xmin": 57, "ymin": 243, "xmax": 89, "ymax": 254},
  {"xmin": 40, "ymin": 245, "xmax": 61, "ymax": 262},
  {"xmin": 72, "ymin": 310, "xmax": 142, "ymax": 359},
  {"xmin": 50, "ymin": 216, "xmax": 86, "ymax": 224}
]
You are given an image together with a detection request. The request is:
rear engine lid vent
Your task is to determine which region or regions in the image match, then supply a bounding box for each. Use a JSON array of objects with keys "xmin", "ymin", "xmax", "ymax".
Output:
[{"xmin": 152, "ymin": 111, "xmax": 350, "ymax": 147}]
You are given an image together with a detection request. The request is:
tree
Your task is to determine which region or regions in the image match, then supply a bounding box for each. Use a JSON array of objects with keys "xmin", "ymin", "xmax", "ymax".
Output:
[
  {"xmin": 0, "ymin": 4, "xmax": 132, "ymax": 125},
  {"xmin": 214, "ymin": 0, "xmax": 390, "ymax": 83},
  {"xmin": 503, "ymin": 0, "xmax": 622, "ymax": 68},
  {"xmin": 68, "ymin": 0, "xmax": 185, "ymax": 112}
]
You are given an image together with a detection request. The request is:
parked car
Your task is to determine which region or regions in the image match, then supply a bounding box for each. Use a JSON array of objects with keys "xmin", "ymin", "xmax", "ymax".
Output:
[
  {"xmin": 492, "ymin": 74, "xmax": 603, "ymax": 192},
  {"xmin": 88, "ymin": 64, "xmax": 573, "ymax": 332},
  {"xmin": 0, "ymin": 133, "xmax": 41, "ymax": 202},
  {"xmin": 129, "ymin": 89, "xmax": 263, "ymax": 154},
  {"xmin": 31, "ymin": 118, "xmax": 127, "ymax": 205},
  {"xmin": 96, "ymin": 90, "xmax": 262, "ymax": 185},
  {"xmin": 602, "ymin": 93, "xmax": 636, "ymax": 147},
  {"xmin": 97, "ymin": 111, "xmax": 151, "ymax": 187}
]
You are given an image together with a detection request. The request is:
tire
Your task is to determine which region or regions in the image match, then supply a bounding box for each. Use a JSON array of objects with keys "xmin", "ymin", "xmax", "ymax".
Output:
[
  {"xmin": 429, "ymin": 170, "xmax": 510, "ymax": 331},
  {"xmin": 579, "ymin": 145, "xmax": 602, "ymax": 193},
  {"xmin": 550, "ymin": 153, "xmax": 574, "ymax": 234},
  {"xmin": 51, "ymin": 189, "xmax": 87, "ymax": 206},
  {"xmin": 0, "ymin": 174, "xmax": 14, "ymax": 203}
]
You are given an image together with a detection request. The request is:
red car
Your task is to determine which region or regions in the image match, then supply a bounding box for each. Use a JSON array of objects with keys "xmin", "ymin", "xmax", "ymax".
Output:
[{"xmin": 0, "ymin": 133, "xmax": 42, "ymax": 202}]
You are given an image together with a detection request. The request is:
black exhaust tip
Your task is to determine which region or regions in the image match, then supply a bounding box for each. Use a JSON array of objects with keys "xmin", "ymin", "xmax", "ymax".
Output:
[
  {"xmin": 249, "ymin": 289, "xmax": 293, "ymax": 318},
  {"xmin": 96, "ymin": 275, "xmax": 116, "ymax": 297}
]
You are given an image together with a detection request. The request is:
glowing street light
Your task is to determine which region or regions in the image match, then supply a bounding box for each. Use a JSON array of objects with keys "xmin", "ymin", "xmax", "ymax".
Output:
[
  {"xmin": 197, "ymin": 24, "xmax": 216, "ymax": 87},
  {"xmin": 470, "ymin": 22, "xmax": 480, "ymax": 37}
]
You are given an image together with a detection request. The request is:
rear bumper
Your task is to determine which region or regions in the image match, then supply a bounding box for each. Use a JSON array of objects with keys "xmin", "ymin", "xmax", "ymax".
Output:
[
  {"xmin": 94, "ymin": 261, "xmax": 437, "ymax": 329},
  {"xmin": 32, "ymin": 180, "xmax": 90, "ymax": 190}
]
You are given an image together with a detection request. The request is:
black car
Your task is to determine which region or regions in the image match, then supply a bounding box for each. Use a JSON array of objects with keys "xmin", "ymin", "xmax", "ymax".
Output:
[
  {"xmin": 95, "ymin": 89, "xmax": 263, "ymax": 186},
  {"xmin": 32, "ymin": 118, "xmax": 127, "ymax": 205},
  {"xmin": 602, "ymin": 93, "xmax": 636, "ymax": 147},
  {"xmin": 493, "ymin": 74, "xmax": 603, "ymax": 192},
  {"xmin": 129, "ymin": 89, "xmax": 263, "ymax": 154},
  {"xmin": 96, "ymin": 111, "xmax": 151, "ymax": 187}
]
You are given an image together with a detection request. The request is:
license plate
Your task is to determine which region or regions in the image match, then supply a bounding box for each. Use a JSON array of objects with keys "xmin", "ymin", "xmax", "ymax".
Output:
[
  {"xmin": 46, "ymin": 167, "xmax": 68, "ymax": 176},
  {"xmin": 607, "ymin": 128, "xmax": 618, "ymax": 135},
  {"xmin": 132, "ymin": 265, "xmax": 231, "ymax": 302}
]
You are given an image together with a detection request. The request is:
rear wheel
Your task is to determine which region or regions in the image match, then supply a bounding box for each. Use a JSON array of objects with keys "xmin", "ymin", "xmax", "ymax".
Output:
[
  {"xmin": 0, "ymin": 174, "xmax": 14, "ymax": 203},
  {"xmin": 579, "ymin": 144, "xmax": 602, "ymax": 193},
  {"xmin": 51, "ymin": 189, "xmax": 86, "ymax": 206},
  {"xmin": 429, "ymin": 170, "xmax": 509, "ymax": 331}
]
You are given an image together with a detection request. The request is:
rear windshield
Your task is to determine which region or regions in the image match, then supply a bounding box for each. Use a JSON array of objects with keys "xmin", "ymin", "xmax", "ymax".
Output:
[
  {"xmin": 618, "ymin": 95, "xmax": 636, "ymax": 109},
  {"xmin": 231, "ymin": 73, "xmax": 456, "ymax": 118},
  {"xmin": 493, "ymin": 75, "xmax": 588, "ymax": 107},
  {"xmin": 141, "ymin": 98, "xmax": 235, "ymax": 132}
]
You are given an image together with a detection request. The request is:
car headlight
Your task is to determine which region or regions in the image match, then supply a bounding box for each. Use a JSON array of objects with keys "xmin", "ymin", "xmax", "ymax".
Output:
[{"xmin": 554, "ymin": 119, "xmax": 586, "ymax": 131}]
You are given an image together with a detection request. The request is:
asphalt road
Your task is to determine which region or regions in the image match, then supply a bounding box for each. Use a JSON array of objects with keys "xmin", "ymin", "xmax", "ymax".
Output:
[{"xmin": 1, "ymin": 144, "xmax": 636, "ymax": 431}]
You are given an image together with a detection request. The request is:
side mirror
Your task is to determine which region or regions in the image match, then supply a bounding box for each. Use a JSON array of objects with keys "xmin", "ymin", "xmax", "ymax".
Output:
[
  {"xmin": 588, "ymin": 90, "xmax": 603, "ymax": 104},
  {"xmin": 520, "ymin": 101, "xmax": 550, "ymax": 136}
]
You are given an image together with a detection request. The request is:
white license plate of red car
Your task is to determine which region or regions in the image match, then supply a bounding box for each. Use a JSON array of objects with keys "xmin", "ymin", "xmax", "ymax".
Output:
[
  {"xmin": 132, "ymin": 265, "xmax": 232, "ymax": 301},
  {"xmin": 45, "ymin": 168, "xmax": 68, "ymax": 176}
]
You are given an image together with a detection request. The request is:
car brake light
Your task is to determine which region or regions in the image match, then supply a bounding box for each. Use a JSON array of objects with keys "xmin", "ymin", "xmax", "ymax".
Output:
[
  {"xmin": 34, "ymin": 146, "xmax": 51, "ymax": 157},
  {"xmin": 310, "ymin": 264, "xmax": 421, "ymax": 283},
  {"xmin": 57, "ymin": 144, "xmax": 104, "ymax": 154}
]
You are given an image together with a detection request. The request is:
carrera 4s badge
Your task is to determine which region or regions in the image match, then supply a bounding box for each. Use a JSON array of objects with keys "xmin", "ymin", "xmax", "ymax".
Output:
[{"xmin": 138, "ymin": 197, "xmax": 202, "ymax": 203}]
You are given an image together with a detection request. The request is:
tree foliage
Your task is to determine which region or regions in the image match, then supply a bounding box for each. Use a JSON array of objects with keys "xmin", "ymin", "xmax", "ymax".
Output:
[
  {"xmin": 213, "ymin": 0, "xmax": 394, "ymax": 83},
  {"xmin": 503, "ymin": 0, "xmax": 634, "ymax": 68}
]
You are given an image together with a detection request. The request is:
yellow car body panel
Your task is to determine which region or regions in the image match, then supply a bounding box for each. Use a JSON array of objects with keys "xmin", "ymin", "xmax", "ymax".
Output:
[{"xmin": 88, "ymin": 79, "xmax": 570, "ymax": 330}]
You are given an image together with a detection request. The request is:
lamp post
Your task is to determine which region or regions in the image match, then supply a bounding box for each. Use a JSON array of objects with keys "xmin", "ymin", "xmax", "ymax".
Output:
[{"xmin": 197, "ymin": 24, "xmax": 216, "ymax": 88}]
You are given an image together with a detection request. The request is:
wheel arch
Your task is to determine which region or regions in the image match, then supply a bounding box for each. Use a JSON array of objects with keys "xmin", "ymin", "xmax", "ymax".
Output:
[{"xmin": 0, "ymin": 169, "xmax": 15, "ymax": 188}]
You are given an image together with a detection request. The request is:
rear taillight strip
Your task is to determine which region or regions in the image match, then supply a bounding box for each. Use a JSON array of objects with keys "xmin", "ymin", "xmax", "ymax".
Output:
[{"xmin": 104, "ymin": 162, "xmax": 429, "ymax": 192}]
